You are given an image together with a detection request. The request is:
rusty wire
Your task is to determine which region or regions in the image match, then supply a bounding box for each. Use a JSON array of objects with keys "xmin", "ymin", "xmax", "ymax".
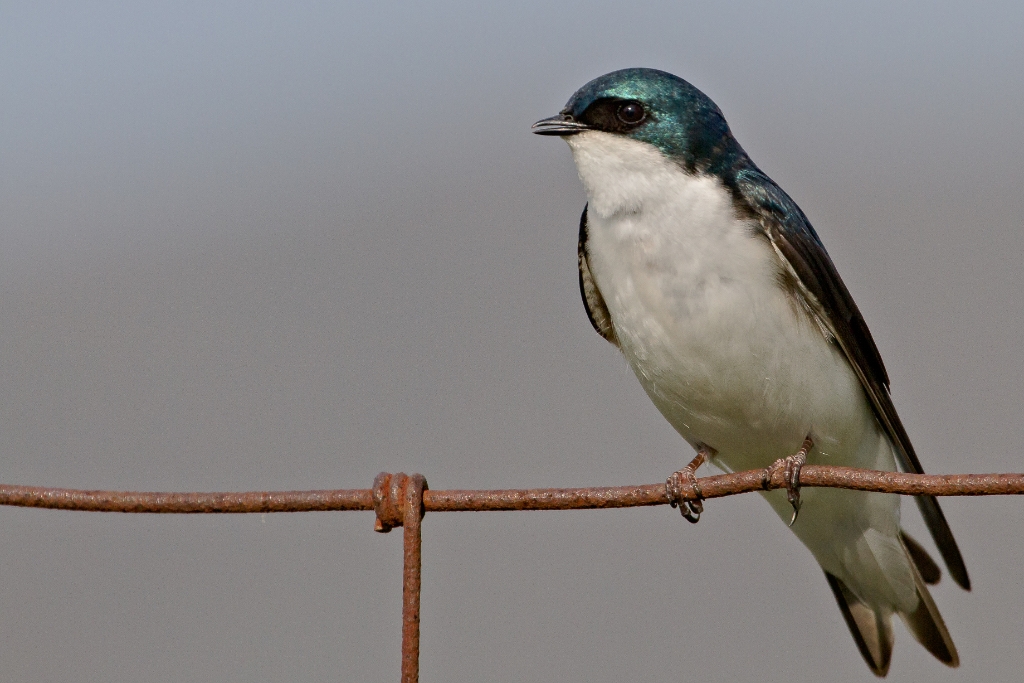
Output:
[
  {"xmin": 3, "ymin": 465, "xmax": 1024, "ymax": 682},
  {"xmin": 2, "ymin": 466, "xmax": 1023, "ymax": 514}
]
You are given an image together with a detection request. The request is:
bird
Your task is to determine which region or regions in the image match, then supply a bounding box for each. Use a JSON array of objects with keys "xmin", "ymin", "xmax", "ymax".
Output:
[{"xmin": 533, "ymin": 68, "xmax": 970, "ymax": 676}]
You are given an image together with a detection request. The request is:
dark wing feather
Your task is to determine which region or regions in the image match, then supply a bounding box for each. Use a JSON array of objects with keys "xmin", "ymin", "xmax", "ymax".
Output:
[
  {"xmin": 733, "ymin": 168, "xmax": 970, "ymax": 590},
  {"xmin": 578, "ymin": 205, "xmax": 617, "ymax": 345}
]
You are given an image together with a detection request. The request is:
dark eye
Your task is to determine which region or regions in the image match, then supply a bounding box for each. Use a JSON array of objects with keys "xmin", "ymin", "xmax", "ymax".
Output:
[{"xmin": 616, "ymin": 102, "xmax": 646, "ymax": 124}]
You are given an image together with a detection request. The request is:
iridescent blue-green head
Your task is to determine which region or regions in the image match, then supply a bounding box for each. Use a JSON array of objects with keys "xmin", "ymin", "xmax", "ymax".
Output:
[{"xmin": 533, "ymin": 68, "xmax": 751, "ymax": 178}]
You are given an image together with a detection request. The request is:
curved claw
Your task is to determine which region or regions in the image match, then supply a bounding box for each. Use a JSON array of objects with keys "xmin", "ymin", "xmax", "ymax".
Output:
[
  {"xmin": 766, "ymin": 436, "xmax": 813, "ymax": 527},
  {"xmin": 667, "ymin": 446, "xmax": 713, "ymax": 524},
  {"xmin": 681, "ymin": 499, "xmax": 703, "ymax": 524},
  {"xmin": 787, "ymin": 501, "xmax": 800, "ymax": 527},
  {"xmin": 785, "ymin": 454, "xmax": 805, "ymax": 526}
]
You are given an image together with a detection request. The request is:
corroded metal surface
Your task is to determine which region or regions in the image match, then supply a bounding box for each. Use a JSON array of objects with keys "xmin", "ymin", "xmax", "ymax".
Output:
[
  {"xmin": 2, "ymin": 467, "xmax": 1023, "ymax": 515},
  {"xmin": 3, "ymin": 466, "xmax": 1024, "ymax": 683},
  {"xmin": 0, "ymin": 485, "xmax": 374, "ymax": 513},
  {"xmin": 794, "ymin": 468, "xmax": 1024, "ymax": 497},
  {"xmin": 421, "ymin": 468, "xmax": 1024, "ymax": 512},
  {"xmin": 698, "ymin": 467, "xmax": 1024, "ymax": 501},
  {"xmin": 369, "ymin": 472, "xmax": 428, "ymax": 683},
  {"xmin": 373, "ymin": 472, "xmax": 408, "ymax": 532},
  {"xmin": 402, "ymin": 474, "xmax": 426, "ymax": 683},
  {"xmin": 421, "ymin": 483, "xmax": 668, "ymax": 511}
]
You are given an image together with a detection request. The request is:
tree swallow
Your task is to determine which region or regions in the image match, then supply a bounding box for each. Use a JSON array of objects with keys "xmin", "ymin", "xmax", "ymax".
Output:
[{"xmin": 534, "ymin": 68, "xmax": 969, "ymax": 676}]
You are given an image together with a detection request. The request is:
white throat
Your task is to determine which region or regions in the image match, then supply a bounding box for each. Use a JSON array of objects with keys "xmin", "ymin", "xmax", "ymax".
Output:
[
  {"xmin": 566, "ymin": 131, "xmax": 694, "ymax": 218},
  {"xmin": 565, "ymin": 131, "xmax": 758, "ymax": 291}
]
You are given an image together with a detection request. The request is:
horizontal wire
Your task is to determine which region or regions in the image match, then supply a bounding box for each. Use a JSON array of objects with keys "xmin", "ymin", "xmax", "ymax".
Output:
[{"xmin": 2, "ymin": 467, "xmax": 1022, "ymax": 514}]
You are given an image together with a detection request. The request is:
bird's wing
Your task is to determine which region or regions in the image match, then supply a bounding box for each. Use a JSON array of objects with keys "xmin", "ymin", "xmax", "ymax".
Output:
[
  {"xmin": 734, "ymin": 168, "xmax": 970, "ymax": 590},
  {"xmin": 577, "ymin": 205, "xmax": 618, "ymax": 346}
]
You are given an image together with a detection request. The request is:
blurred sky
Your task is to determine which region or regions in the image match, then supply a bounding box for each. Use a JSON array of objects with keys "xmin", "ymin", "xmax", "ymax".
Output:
[{"xmin": 2, "ymin": 2, "xmax": 1023, "ymax": 681}]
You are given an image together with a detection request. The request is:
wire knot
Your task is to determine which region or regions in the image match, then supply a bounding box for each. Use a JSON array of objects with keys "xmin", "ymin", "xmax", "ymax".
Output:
[{"xmin": 373, "ymin": 472, "xmax": 427, "ymax": 533}]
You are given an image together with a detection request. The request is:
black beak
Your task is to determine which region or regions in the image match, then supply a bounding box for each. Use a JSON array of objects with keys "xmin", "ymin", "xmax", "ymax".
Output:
[{"xmin": 532, "ymin": 114, "xmax": 591, "ymax": 136}]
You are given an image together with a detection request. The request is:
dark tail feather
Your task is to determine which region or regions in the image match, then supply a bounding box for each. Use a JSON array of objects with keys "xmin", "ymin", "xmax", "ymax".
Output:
[
  {"xmin": 900, "ymin": 531, "xmax": 941, "ymax": 585},
  {"xmin": 915, "ymin": 495, "xmax": 970, "ymax": 590},
  {"xmin": 898, "ymin": 544, "xmax": 960, "ymax": 667},
  {"xmin": 825, "ymin": 571, "xmax": 893, "ymax": 677}
]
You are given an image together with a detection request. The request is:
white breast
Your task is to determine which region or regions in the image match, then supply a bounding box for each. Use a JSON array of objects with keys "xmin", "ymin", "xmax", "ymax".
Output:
[
  {"xmin": 566, "ymin": 132, "xmax": 920, "ymax": 610},
  {"xmin": 567, "ymin": 131, "xmax": 884, "ymax": 474}
]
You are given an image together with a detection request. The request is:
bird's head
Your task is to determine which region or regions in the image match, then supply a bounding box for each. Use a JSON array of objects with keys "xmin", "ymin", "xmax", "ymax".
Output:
[{"xmin": 533, "ymin": 68, "xmax": 746, "ymax": 177}]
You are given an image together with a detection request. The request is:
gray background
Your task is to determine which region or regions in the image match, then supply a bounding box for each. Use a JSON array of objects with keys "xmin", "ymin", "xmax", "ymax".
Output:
[{"xmin": 2, "ymin": 1, "xmax": 1023, "ymax": 681}]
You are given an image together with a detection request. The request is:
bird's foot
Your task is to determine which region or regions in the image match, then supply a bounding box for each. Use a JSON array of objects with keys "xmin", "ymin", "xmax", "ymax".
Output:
[
  {"xmin": 667, "ymin": 445, "xmax": 714, "ymax": 524},
  {"xmin": 765, "ymin": 436, "xmax": 814, "ymax": 526}
]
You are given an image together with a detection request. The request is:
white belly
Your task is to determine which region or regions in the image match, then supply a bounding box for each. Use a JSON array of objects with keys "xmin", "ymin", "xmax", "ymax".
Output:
[
  {"xmin": 571, "ymin": 133, "xmax": 882, "ymax": 472},
  {"xmin": 567, "ymin": 131, "xmax": 912, "ymax": 612}
]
